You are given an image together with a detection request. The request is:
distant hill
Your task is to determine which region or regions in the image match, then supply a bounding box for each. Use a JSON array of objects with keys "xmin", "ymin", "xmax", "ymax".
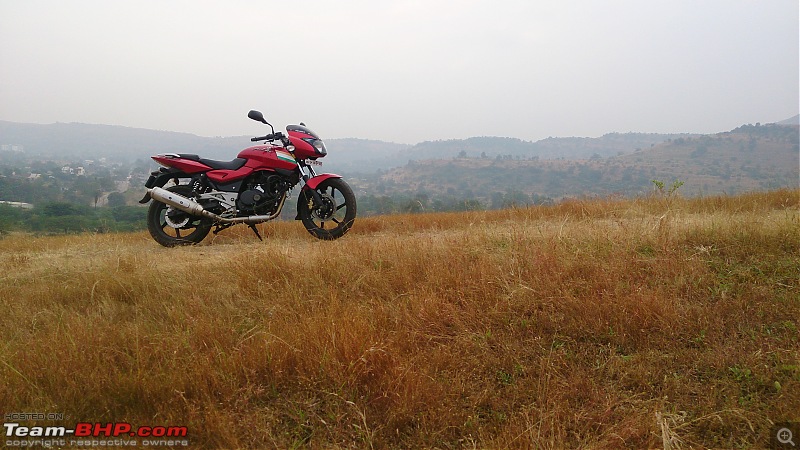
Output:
[
  {"xmin": 322, "ymin": 138, "xmax": 411, "ymax": 173},
  {"xmin": 373, "ymin": 123, "xmax": 799, "ymax": 199},
  {"xmin": 617, "ymin": 123, "xmax": 799, "ymax": 193},
  {"xmin": 0, "ymin": 121, "xmax": 245, "ymax": 162},
  {"xmin": 777, "ymin": 114, "xmax": 800, "ymax": 125},
  {"xmin": 400, "ymin": 132, "xmax": 698, "ymax": 162}
]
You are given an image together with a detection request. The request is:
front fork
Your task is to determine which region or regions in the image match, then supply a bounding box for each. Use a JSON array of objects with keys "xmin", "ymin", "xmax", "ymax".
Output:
[
  {"xmin": 281, "ymin": 136, "xmax": 325, "ymax": 209},
  {"xmin": 298, "ymin": 162, "xmax": 324, "ymax": 208}
]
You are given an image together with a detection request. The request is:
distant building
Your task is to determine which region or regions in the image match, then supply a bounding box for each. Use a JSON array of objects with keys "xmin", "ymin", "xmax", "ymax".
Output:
[
  {"xmin": 27, "ymin": 173, "xmax": 41, "ymax": 180},
  {"xmin": 0, "ymin": 144, "xmax": 24, "ymax": 152},
  {"xmin": 76, "ymin": 167, "xmax": 85, "ymax": 176},
  {"xmin": 0, "ymin": 201, "xmax": 34, "ymax": 209}
]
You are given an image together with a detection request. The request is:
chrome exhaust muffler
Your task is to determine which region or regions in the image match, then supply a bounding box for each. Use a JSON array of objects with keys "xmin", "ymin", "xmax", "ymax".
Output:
[
  {"xmin": 148, "ymin": 186, "xmax": 211, "ymax": 218},
  {"xmin": 148, "ymin": 187, "xmax": 285, "ymax": 225}
]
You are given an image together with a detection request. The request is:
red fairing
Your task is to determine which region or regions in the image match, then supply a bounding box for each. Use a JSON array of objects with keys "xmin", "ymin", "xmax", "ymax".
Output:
[
  {"xmin": 288, "ymin": 132, "xmax": 317, "ymax": 159},
  {"xmin": 206, "ymin": 165, "xmax": 253, "ymax": 183},
  {"xmin": 238, "ymin": 145, "xmax": 299, "ymax": 170},
  {"xmin": 237, "ymin": 144, "xmax": 276, "ymax": 159},
  {"xmin": 151, "ymin": 156, "xmax": 210, "ymax": 174}
]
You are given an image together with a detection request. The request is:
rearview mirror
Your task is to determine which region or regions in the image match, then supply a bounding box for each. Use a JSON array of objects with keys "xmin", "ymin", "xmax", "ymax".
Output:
[{"xmin": 248, "ymin": 110, "xmax": 268, "ymax": 124}]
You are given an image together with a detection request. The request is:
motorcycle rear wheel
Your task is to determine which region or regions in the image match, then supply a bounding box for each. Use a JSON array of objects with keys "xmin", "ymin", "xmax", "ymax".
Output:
[
  {"xmin": 297, "ymin": 178, "xmax": 356, "ymax": 240},
  {"xmin": 147, "ymin": 185, "xmax": 212, "ymax": 247}
]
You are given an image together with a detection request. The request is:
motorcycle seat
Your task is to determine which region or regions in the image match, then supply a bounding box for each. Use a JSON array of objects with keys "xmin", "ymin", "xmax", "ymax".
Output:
[{"xmin": 178, "ymin": 154, "xmax": 247, "ymax": 170}]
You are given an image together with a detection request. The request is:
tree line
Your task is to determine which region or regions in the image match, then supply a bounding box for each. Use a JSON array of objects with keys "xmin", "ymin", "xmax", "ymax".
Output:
[
  {"xmin": 0, "ymin": 189, "xmax": 558, "ymax": 236},
  {"xmin": 0, "ymin": 203, "xmax": 145, "ymax": 235}
]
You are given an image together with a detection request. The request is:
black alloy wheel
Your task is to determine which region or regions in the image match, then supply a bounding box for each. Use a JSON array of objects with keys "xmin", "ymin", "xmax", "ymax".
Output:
[
  {"xmin": 147, "ymin": 185, "xmax": 212, "ymax": 247},
  {"xmin": 297, "ymin": 178, "xmax": 356, "ymax": 240}
]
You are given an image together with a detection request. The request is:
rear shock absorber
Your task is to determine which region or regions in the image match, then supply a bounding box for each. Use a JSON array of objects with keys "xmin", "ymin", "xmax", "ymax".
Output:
[{"xmin": 191, "ymin": 174, "xmax": 210, "ymax": 194}]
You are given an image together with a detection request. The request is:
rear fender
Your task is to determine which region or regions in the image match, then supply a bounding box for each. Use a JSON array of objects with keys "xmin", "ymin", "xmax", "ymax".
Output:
[
  {"xmin": 304, "ymin": 173, "xmax": 342, "ymax": 191},
  {"xmin": 151, "ymin": 155, "xmax": 210, "ymax": 174},
  {"xmin": 138, "ymin": 168, "xmax": 187, "ymax": 203}
]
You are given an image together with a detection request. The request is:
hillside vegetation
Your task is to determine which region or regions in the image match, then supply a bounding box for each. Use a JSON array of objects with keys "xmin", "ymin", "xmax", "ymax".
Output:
[
  {"xmin": 377, "ymin": 124, "xmax": 799, "ymax": 202},
  {"xmin": 1, "ymin": 189, "xmax": 798, "ymax": 448}
]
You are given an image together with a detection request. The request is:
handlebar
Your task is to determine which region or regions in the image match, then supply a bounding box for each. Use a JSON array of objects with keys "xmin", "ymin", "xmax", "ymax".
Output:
[{"xmin": 251, "ymin": 132, "xmax": 286, "ymax": 142}]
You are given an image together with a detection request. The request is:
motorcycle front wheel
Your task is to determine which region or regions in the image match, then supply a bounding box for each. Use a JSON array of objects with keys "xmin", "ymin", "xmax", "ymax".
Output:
[
  {"xmin": 297, "ymin": 178, "xmax": 356, "ymax": 240},
  {"xmin": 147, "ymin": 185, "xmax": 212, "ymax": 247}
]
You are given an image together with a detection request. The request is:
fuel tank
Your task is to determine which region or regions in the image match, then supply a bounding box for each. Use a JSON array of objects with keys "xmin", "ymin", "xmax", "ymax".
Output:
[{"xmin": 237, "ymin": 145, "xmax": 298, "ymax": 171}]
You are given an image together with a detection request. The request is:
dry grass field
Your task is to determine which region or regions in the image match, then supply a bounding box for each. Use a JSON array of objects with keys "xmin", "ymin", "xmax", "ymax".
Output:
[{"xmin": 1, "ymin": 189, "xmax": 798, "ymax": 448}]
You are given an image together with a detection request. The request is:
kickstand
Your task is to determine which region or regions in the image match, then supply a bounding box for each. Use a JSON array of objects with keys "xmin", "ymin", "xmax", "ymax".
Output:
[{"xmin": 248, "ymin": 224, "xmax": 263, "ymax": 241}]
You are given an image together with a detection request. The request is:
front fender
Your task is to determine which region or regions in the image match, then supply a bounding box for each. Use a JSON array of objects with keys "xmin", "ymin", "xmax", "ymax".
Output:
[{"xmin": 304, "ymin": 173, "xmax": 342, "ymax": 191}]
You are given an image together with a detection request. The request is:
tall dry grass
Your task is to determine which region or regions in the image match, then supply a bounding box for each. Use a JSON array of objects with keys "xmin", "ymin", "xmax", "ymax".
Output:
[{"xmin": 0, "ymin": 189, "xmax": 797, "ymax": 448}]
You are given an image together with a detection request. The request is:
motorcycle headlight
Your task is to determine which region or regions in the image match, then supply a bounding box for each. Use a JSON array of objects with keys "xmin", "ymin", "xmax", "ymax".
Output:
[
  {"xmin": 313, "ymin": 140, "xmax": 327, "ymax": 156},
  {"xmin": 304, "ymin": 138, "xmax": 327, "ymax": 156}
]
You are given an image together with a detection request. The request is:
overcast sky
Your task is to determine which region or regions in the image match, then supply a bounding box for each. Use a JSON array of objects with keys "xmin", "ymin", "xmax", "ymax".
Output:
[{"xmin": 1, "ymin": 1, "xmax": 797, "ymax": 144}]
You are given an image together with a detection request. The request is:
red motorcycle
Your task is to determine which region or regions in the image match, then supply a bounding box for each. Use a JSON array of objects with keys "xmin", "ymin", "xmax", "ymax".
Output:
[{"xmin": 140, "ymin": 110, "xmax": 356, "ymax": 246}]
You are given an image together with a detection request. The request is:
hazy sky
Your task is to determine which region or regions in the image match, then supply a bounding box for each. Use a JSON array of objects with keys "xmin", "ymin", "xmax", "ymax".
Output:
[{"xmin": 1, "ymin": 1, "xmax": 797, "ymax": 144}]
